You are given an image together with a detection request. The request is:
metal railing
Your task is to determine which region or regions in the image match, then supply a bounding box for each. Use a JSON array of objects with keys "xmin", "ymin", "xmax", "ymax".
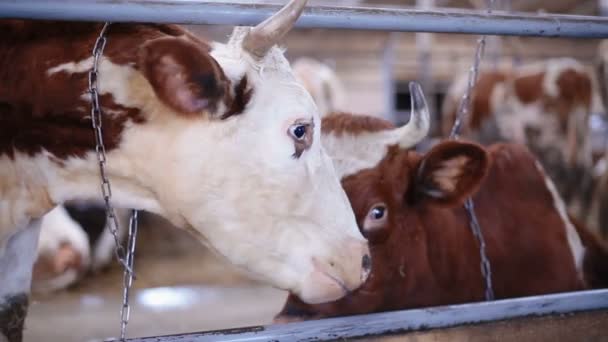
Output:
[
  {"xmin": 1, "ymin": 1, "xmax": 608, "ymax": 38},
  {"xmin": 120, "ymin": 289, "xmax": 608, "ymax": 341}
]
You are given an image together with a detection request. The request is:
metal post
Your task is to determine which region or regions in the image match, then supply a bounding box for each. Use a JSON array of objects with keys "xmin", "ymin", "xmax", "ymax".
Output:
[
  {"xmin": 381, "ymin": 33, "xmax": 398, "ymax": 123},
  {"xmin": 416, "ymin": 0, "xmax": 437, "ymax": 134},
  {"xmin": 2, "ymin": 1, "xmax": 608, "ymax": 38}
]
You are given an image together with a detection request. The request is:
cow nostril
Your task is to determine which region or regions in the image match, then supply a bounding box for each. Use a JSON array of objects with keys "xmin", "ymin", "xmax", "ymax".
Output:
[{"xmin": 362, "ymin": 254, "xmax": 371, "ymax": 271}]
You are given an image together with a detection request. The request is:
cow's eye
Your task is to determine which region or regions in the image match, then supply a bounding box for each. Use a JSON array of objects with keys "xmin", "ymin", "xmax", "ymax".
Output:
[
  {"xmin": 363, "ymin": 203, "xmax": 388, "ymax": 235},
  {"xmin": 288, "ymin": 120, "xmax": 314, "ymax": 158},
  {"xmin": 370, "ymin": 206, "xmax": 386, "ymax": 220},
  {"xmin": 290, "ymin": 124, "xmax": 307, "ymax": 140}
]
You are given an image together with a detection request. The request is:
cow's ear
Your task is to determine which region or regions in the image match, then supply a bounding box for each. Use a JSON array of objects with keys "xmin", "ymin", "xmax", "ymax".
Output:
[
  {"xmin": 139, "ymin": 37, "xmax": 230, "ymax": 117},
  {"xmin": 414, "ymin": 141, "xmax": 489, "ymax": 207}
]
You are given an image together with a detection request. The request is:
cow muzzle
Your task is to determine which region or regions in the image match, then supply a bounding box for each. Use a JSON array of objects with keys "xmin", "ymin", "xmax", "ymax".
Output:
[{"xmin": 298, "ymin": 238, "xmax": 371, "ymax": 304}]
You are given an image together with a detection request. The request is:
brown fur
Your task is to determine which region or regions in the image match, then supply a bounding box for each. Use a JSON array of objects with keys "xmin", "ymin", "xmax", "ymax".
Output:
[
  {"xmin": 222, "ymin": 76, "xmax": 254, "ymax": 120},
  {"xmin": 321, "ymin": 112, "xmax": 394, "ymax": 135},
  {"xmin": 513, "ymin": 72, "xmax": 545, "ymax": 104},
  {"xmin": 442, "ymin": 71, "xmax": 507, "ymax": 136},
  {"xmin": 277, "ymin": 141, "xmax": 596, "ymax": 320},
  {"xmin": 0, "ymin": 20, "xmax": 250, "ymax": 159},
  {"xmin": 568, "ymin": 215, "xmax": 608, "ymax": 289}
]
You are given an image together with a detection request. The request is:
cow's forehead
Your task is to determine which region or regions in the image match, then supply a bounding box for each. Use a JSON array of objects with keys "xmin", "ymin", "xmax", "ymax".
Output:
[
  {"xmin": 342, "ymin": 147, "xmax": 417, "ymax": 211},
  {"xmin": 211, "ymin": 42, "xmax": 318, "ymax": 118}
]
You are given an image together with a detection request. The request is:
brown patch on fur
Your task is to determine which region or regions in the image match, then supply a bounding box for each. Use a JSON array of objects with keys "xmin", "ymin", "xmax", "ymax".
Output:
[
  {"xmin": 514, "ymin": 72, "xmax": 544, "ymax": 104},
  {"xmin": 222, "ymin": 76, "xmax": 254, "ymax": 120},
  {"xmin": 470, "ymin": 72, "xmax": 508, "ymax": 129},
  {"xmin": 277, "ymin": 141, "xmax": 586, "ymax": 321},
  {"xmin": 442, "ymin": 71, "xmax": 507, "ymax": 136},
  {"xmin": 0, "ymin": 20, "xmax": 237, "ymax": 160},
  {"xmin": 322, "ymin": 112, "xmax": 394, "ymax": 135},
  {"xmin": 553, "ymin": 68, "xmax": 592, "ymax": 131},
  {"xmin": 0, "ymin": 294, "xmax": 28, "ymax": 342}
]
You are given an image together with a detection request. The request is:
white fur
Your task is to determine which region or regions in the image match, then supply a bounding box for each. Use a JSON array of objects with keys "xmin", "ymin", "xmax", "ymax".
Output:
[
  {"xmin": 47, "ymin": 57, "xmax": 93, "ymax": 76},
  {"xmin": 292, "ymin": 57, "xmax": 347, "ymax": 117},
  {"xmin": 534, "ymin": 161, "xmax": 585, "ymax": 278},
  {"xmin": 37, "ymin": 206, "xmax": 91, "ymax": 266},
  {"xmin": 32, "ymin": 205, "xmax": 92, "ymax": 293},
  {"xmin": 322, "ymin": 131, "xmax": 394, "ymax": 178},
  {"xmin": 1, "ymin": 26, "xmax": 368, "ymax": 304}
]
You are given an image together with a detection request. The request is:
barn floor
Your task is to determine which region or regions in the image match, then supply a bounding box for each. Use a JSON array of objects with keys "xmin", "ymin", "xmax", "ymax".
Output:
[{"xmin": 24, "ymin": 214, "xmax": 288, "ymax": 342}]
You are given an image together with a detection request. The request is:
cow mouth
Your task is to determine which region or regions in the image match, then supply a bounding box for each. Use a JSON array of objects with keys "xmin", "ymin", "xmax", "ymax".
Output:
[{"xmin": 317, "ymin": 268, "xmax": 351, "ymax": 296}]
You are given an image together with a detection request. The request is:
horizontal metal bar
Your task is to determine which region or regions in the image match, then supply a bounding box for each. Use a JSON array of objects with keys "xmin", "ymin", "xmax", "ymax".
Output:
[
  {"xmin": 2, "ymin": 1, "xmax": 608, "ymax": 38},
  {"xmin": 121, "ymin": 289, "xmax": 608, "ymax": 341}
]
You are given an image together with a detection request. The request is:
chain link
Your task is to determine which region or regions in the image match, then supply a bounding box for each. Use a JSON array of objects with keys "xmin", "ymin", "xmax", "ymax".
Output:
[
  {"xmin": 448, "ymin": 0, "xmax": 496, "ymax": 301},
  {"xmin": 88, "ymin": 22, "xmax": 138, "ymax": 341}
]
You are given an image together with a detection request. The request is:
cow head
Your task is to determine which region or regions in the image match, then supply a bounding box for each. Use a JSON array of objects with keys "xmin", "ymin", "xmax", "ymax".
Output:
[
  {"xmin": 275, "ymin": 85, "xmax": 490, "ymax": 320},
  {"xmin": 78, "ymin": 0, "xmax": 372, "ymax": 305}
]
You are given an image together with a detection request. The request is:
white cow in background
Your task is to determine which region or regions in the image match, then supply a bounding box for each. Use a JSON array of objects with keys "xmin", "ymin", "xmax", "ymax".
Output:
[
  {"xmin": 292, "ymin": 57, "xmax": 347, "ymax": 117},
  {"xmin": 32, "ymin": 204, "xmax": 129, "ymax": 294}
]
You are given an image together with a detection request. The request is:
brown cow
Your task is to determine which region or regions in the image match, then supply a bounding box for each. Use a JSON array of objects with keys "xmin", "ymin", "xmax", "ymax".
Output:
[
  {"xmin": 276, "ymin": 112, "xmax": 608, "ymax": 321},
  {"xmin": 441, "ymin": 59, "xmax": 595, "ymax": 223}
]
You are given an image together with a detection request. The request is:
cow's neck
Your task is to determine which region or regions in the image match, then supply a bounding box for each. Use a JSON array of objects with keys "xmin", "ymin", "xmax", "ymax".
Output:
[{"xmin": 0, "ymin": 146, "xmax": 165, "ymax": 241}]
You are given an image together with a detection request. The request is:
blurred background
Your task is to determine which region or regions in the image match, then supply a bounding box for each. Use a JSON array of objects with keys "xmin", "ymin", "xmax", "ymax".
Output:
[{"xmin": 24, "ymin": 1, "xmax": 608, "ymax": 341}]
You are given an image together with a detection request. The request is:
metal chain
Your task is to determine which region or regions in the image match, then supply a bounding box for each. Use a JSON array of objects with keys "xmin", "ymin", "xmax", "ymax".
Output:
[
  {"xmin": 448, "ymin": 0, "xmax": 496, "ymax": 301},
  {"xmin": 464, "ymin": 199, "xmax": 494, "ymax": 301},
  {"xmin": 88, "ymin": 22, "xmax": 138, "ymax": 341}
]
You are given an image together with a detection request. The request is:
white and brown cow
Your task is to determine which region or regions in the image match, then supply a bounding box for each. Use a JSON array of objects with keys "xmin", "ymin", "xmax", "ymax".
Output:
[
  {"xmin": 32, "ymin": 57, "xmax": 349, "ymax": 294},
  {"xmin": 442, "ymin": 58, "xmax": 595, "ymax": 221},
  {"xmin": 0, "ymin": 2, "xmax": 379, "ymax": 340},
  {"xmin": 591, "ymin": 42, "xmax": 608, "ymax": 238}
]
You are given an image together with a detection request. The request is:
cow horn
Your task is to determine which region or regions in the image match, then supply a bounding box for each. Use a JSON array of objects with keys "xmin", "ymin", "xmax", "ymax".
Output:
[
  {"xmin": 394, "ymin": 82, "xmax": 430, "ymax": 148},
  {"xmin": 242, "ymin": 0, "xmax": 308, "ymax": 59}
]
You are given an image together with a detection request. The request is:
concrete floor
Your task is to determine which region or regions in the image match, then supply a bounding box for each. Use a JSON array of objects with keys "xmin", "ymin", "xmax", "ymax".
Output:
[{"xmin": 24, "ymin": 214, "xmax": 289, "ymax": 342}]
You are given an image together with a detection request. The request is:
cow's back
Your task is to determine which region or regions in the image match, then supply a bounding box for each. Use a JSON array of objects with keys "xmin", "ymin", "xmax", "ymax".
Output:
[{"xmin": 474, "ymin": 143, "xmax": 584, "ymax": 298}]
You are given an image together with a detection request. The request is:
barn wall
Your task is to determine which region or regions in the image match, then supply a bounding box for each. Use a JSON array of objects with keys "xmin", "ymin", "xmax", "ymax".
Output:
[{"xmin": 187, "ymin": 26, "xmax": 603, "ymax": 120}]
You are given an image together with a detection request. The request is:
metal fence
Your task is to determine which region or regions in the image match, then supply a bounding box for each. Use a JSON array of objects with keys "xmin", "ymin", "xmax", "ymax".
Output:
[
  {"xmin": 4, "ymin": 1, "xmax": 608, "ymax": 341},
  {"xmin": 2, "ymin": 1, "xmax": 608, "ymax": 38}
]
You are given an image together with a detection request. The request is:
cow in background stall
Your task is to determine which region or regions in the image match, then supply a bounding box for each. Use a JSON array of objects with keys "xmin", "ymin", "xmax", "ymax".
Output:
[
  {"xmin": 0, "ymin": 1, "xmax": 374, "ymax": 340},
  {"xmin": 591, "ymin": 41, "xmax": 608, "ymax": 239},
  {"xmin": 31, "ymin": 203, "xmax": 129, "ymax": 294},
  {"xmin": 292, "ymin": 57, "xmax": 347, "ymax": 117},
  {"xmin": 276, "ymin": 105, "xmax": 608, "ymax": 322},
  {"xmin": 441, "ymin": 58, "xmax": 597, "ymax": 228}
]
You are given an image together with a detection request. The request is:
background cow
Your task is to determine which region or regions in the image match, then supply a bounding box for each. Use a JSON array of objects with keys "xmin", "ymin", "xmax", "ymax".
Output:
[
  {"xmin": 0, "ymin": 1, "xmax": 372, "ymax": 340},
  {"xmin": 441, "ymin": 58, "xmax": 597, "ymax": 229},
  {"xmin": 292, "ymin": 57, "xmax": 347, "ymax": 117},
  {"xmin": 31, "ymin": 203, "xmax": 129, "ymax": 294},
  {"xmin": 276, "ymin": 110, "xmax": 608, "ymax": 321}
]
